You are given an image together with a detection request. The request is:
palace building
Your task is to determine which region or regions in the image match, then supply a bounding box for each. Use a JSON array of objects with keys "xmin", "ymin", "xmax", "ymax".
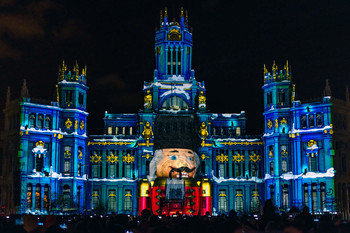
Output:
[{"xmin": 0, "ymin": 8, "xmax": 349, "ymax": 217}]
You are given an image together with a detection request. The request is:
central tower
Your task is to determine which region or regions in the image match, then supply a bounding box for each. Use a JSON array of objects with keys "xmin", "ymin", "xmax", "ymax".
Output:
[{"xmin": 143, "ymin": 8, "xmax": 206, "ymax": 113}]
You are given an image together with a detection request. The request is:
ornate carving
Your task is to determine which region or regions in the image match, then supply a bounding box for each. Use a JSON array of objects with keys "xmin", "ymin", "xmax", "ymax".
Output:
[
  {"xmin": 280, "ymin": 118, "xmax": 287, "ymax": 125},
  {"xmin": 80, "ymin": 120, "xmax": 85, "ymax": 130},
  {"xmin": 199, "ymin": 122, "xmax": 209, "ymax": 139},
  {"xmin": 123, "ymin": 154, "xmax": 135, "ymax": 163},
  {"xmin": 142, "ymin": 121, "xmax": 153, "ymax": 140},
  {"xmin": 35, "ymin": 141, "xmax": 45, "ymax": 147},
  {"xmin": 249, "ymin": 154, "xmax": 261, "ymax": 162},
  {"xmin": 198, "ymin": 91, "xmax": 206, "ymax": 104},
  {"xmin": 275, "ymin": 119, "xmax": 278, "ymax": 128},
  {"xmin": 74, "ymin": 120, "xmax": 78, "ymax": 130},
  {"xmin": 308, "ymin": 139, "xmax": 317, "ymax": 148},
  {"xmin": 78, "ymin": 150, "xmax": 83, "ymax": 160},
  {"xmin": 233, "ymin": 154, "xmax": 245, "ymax": 163},
  {"xmin": 90, "ymin": 154, "xmax": 102, "ymax": 163},
  {"xmin": 107, "ymin": 153, "xmax": 119, "ymax": 163},
  {"xmin": 144, "ymin": 90, "xmax": 152, "ymax": 109},
  {"xmin": 65, "ymin": 118, "xmax": 72, "ymax": 129},
  {"xmin": 167, "ymin": 28, "xmax": 182, "ymax": 41},
  {"xmin": 201, "ymin": 154, "xmax": 209, "ymax": 160},
  {"xmin": 216, "ymin": 154, "xmax": 229, "ymax": 163},
  {"xmin": 267, "ymin": 119, "xmax": 272, "ymax": 129}
]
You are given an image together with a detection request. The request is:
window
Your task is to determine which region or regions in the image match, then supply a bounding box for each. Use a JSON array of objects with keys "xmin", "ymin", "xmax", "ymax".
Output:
[
  {"xmin": 311, "ymin": 184, "xmax": 317, "ymax": 211},
  {"xmin": 167, "ymin": 47, "xmax": 171, "ymax": 74},
  {"xmin": 29, "ymin": 114, "xmax": 36, "ymax": 128},
  {"xmin": 218, "ymin": 189, "xmax": 228, "ymax": 213},
  {"xmin": 64, "ymin": 160, "xmax": 70, "ymax": 175},
  {"xmin": 79, "ymin": 93, "xmax": 84, "ymax": 106},
  {"xmin": 270, "ymin": 161, "xmax": 275, "ymax": 175},
  {"xmin": 282, "ymin": 184, "xmax": 289, "ymax": 209},
  {"xmin": 109, "ymin": 164, "xmax": 116, "ymax": 178},
  {"xmin": 122, "ymin": 127, "xmax": 126, "ymax": 135},
  {"xmin": 78, "ymin": 163, "xmax": 82, "ymax": 176},
  {"xmin": 219, "ymin": 163, "xmax": 225, "ymax": 177},
  {"xmin": 308, "ymin": 114, "xmax": 315, "ymax": 128},
  {"xmin": 235, "ymin": 163, "xmax": 241, "ymax": 177},
  {"xmin": 316, "ymin": 113, "xmax": 323, "ymax": 127},
  {"xmin": 321, "ymin": 183, "xmax": 326, "ymax": 211},
  {"xmin": 125, "ymin": 164, "xmax": 131, "ymax": 178},
  {"xmin": 124, "ymin": 190, "xmax": 132, "ymax": 212},
  {"xmin": 269, "ymin": 145, "xmax": 274, "ymax": 157},
  {"xmin": 235, "ymin": 189, "xmax": 244, "ymax": 213},
  {"xmin": 281, "ymin": 145, "xmax": 287, "ymax": 157},
  {"xmin": 108, "ymin": 190, "xmax": 117, "ymax": 212},
  {"xmin": 45, "ymin": 115, "xmax": 51, "ymax": 129},
  {"xmin": 77, "ymin": 186, "xmax": 81, "ymax": 209},
  {"xmin": 115, "ymin": 127, "xmax": 119, "ymax": 135},
  {"xmin": 301, "ymin": 115, "xmax": 307, "ymax": 128},
  {"xmin": 66, "ymin": 90, "xmax": 73, "ymax": 104},
  {"xmin": 236, "ymin": 127, "xmax": 241, "ymax": 136},
  {"xmin": 281, "ymin": 160, "xmax": 287, "ymax": 173},
  {"xmin": 108, "ymin": 127, "xmax": 112, "ymax": 135},
  {"xmin": 251, "ymin": 189, "xmax": 259, "ymax": 212},
  {"xmin": 177, "ymin": 49, "xmax": 181, "ymax": 75},
  {"xmin": 92, "ymin": 190, "xmax": 99, "ymax": 209},
  {"xmin": 308, "ymin": 153, "xmax": 317, "ymax": 172},
  {"xmin": 36, "ymin": 154, "xmax": 43, "ymax": 172},
  {"xmin": 279, "ymin": 90, "xmax": 286, "ymax": 104},
  {"xmin": 130, "ymin": 127, "xmax": 133, "ymax": 135},
  {"xmin": 44, "ymin": 185, "xmax": 50, "ymax": 211},
  {"xmin": 270, "ymin": 185, "xmax": 275, "ymax": 202},
  {"xmin": 37, "ymin": 114, "xmax": 44, "ymax": 129},
  {"xmin": 304, "ymin": 184, "xmax": 309, "ymax": 208},
  {"xmin": 93, "ymin": 165, "xmax": 99, "ymax": 178},
  {"xmin": 35, "ymin": 184, "xmax": 41, "ymax": 210},
  {"xmin": 27, "ymin": 184, "xmax": 32, "ymax": 209}
]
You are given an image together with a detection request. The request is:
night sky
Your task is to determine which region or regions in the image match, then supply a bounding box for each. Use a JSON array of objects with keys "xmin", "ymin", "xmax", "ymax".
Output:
[{"xmin": 1, "ymin": 0, "xmax": 350, "ymax": 134}]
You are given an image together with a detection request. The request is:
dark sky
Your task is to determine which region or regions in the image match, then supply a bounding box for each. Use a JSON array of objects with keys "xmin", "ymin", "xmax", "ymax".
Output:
[{"xmin": 1, "ymin": 0, "xmax": 350, "ymax": 134}]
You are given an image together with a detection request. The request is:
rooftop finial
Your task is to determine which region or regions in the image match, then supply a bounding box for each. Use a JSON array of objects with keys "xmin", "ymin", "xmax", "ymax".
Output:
[
  {"xmin": 164, "ymin": 7, "xmax": 168, "ymax": 18},
  {"xmin": 21, "ymin": 79, "xmax": 30, "ymax": 98},
  {"xmin": 286, "ymin": 60, "xmax": 290, "ymax": 79},
  {"xmin": 264, "ymin": 64, "xmax": 268, "ymax": 76},
  {"xmin": 185, "ymin": 10, "xmax": 188, "ymax": 27},
  {"xmin": 180, "ymin": 7, "xmax": 184, "ymax": 18},
  {"xmin": 160, "ymin": 9, "xmax": 163, "ymax": 23},
  {"xmin": 272, "ymin": 60, "xmax": 278, "ymax": 80},
  {"xmin": 74, "ymin": 60, "xmax": 79, "ymax": 79},
  {"xmin": 324, "ymin": 79, "xmax": 332, "ymax": 96}
]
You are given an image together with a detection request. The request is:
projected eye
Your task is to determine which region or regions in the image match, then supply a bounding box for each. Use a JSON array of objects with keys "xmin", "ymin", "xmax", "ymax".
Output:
[
  {"xmin": 169, "ymin": 155, "xmax": 178, "ymax": 160},
  {"xmin": 188, "ymin": 157, "xmax": 193, "ymax": 161}
]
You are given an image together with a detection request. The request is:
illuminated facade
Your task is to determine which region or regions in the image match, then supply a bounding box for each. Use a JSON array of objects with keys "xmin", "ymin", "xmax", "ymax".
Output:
[{"xmin": 0, "ymin": 9, "xmax": 348, "ymax": 216}]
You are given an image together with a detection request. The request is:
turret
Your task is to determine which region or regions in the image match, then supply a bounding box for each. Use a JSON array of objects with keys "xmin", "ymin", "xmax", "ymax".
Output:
[
  {"xmin": 154, "ymin": 7, "xmax": 193, "ymax": 80},
  {"xmin": 57, "ymin": 60, "xmax": 88, "ymax": 110},
  {"xmin": 262, "ymin": 61, "xmax": 293, "ymax": 110}
]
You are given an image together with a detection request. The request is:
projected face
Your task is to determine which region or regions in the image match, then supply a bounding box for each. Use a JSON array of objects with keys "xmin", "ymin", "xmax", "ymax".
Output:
[{"xmin": 156, "ymin": 148, "xmax": 197, "ymax": 178}]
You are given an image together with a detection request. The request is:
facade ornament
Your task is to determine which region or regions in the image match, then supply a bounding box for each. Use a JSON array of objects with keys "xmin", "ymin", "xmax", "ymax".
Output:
[
  {"xmin": 144, "ymin": 90, "xmax": 152, "ymax": 109},
  {"xmin": 65, "ymin": 118, "xmax": 72, "ymax": 129}
]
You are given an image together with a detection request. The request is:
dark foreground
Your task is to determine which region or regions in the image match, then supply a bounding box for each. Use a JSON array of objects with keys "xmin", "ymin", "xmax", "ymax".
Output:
[{"xmin": 1, "ymin": 208, "xmax": 350, "ymax": 233}]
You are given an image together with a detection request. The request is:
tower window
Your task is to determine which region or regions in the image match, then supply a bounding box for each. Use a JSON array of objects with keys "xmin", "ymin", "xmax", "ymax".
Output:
[
  {"xmin": 167, "ymin": 48, "xmax": 171, "ymax": 75},
  {"xmin": 66, "ymin": 90, "xmax": 73, "ymax": 104},
  {"xmin": 64, "ymin": 160, "xmax": 70, "ymax": 175},
  {"xmin": 44, "ymin": 185, "xmax": 50, "ymax": 211},
  {"xmin": 270, "ymin": 185, "xmax": 275, "ymax": 203},
  {"xmin": 308, "ymin": 114, "xmax": 315, "ymax": 128},
  {"xmin": 177, "ymin": 49, "xmax": 181, "ymax": 75},
  {"xmin": 282, "ymin": 184, "xmax": 289, "ymax": 209},
  {"xmin": 301, "ymin": 115, "xmax": 307, "ymax": 128},
  {"xmin": 27, "ymin": 184, "xmax": 32, "ymax": 209},
  {"xmin": 29, "ymin": 114, "xmax": 36, "ymax": 128},
  {"xmin": 37, "ymin": 114, "xmax": 44, "ymax": 129},
  {"xmin": 304, "ymin": 184, "xmax": 309, "ymax": 208},
  {"xmin": 270, "ymin": 161, "xmax": 274, "ymax": 175},
  {"xmin": 35, "ymin": 184, "xmax": 41, "ymax": 210},
  {"xmin": 92, "ymin": 189, "xmax": 99, "ymax": 209},
  {"xmin": 316, "ymin": 113, "xmax": 323, "ymax": 127},
  {"xmin": 251, "ymin": 189, "xmax": 259, "ymax": 212},
  {"xmin": 311, "ymin": 184, "xmax": 317, "ymax": 211},
  {"xmin": 108, "ymin": 127, "xmax": 112, "ymax": 135},
  {"xmin": 79, "ymin": 93, "xmax": 84, "ymax": 106},
  {"xmin": 236, "ymin": 127, "xmax": 241, "ymax": 136},
  {"xmin": 124, "ymin": 190, "xmax": 132, "ymax": 212},
  {"xmin": 108, "ymin": 189, "xmax": 117, "ymax": 212},
  {"xmin": 45, "ymin": 115, "xmax": 51, "ymax": 130},
  {"xmin": 308, "ymin": 153, "xmax": 317, "ymax": 172},
  {"xmin": 281, "ymin": 160, "xmax": 287, "ymax": 173}
]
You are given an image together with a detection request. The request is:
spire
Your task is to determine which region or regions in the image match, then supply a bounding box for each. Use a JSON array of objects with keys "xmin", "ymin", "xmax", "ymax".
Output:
[
  {"xmin": 346, "ymin": 85, "xmax": 350, "ymax": 103},
  {"xmin": 164, "ymin": 7, "xmax": 168, "ymax": 18},
  {"xmin": 74, "ymin": 60, "xmax": 79, "ymax": 79},
  {"xmin": 285, "ymin": 60, "xmax": 291, "ymax": 79},
  {"xmin": 180, "ymin": 7, "xmax": 184, "ymax": 17},
  {"xmin": 272, "ymin": 60, "xmax": 278, "ymax": 80},
  {"xmin": 324, "ymin": 79, "xmax": 332, "ymax": 96},
  {"xmin": 291, "ymin": 84, "xmax": 296, "ymax": 102},
  {"xmin": 180, "ymin": 7, "xmax": 185, "ymax": 27},
  {"xmin": 6, "ymin": 86, "xmax": 10, "ymax": 106},
  {"xmin": 54, "ymin": 85, "xmax": 59, "ymax": 103},
  {"xmin": 82, "ymin": 65, "xmax": 87, "ymax": 76},
  {"xmin": 185, "ymin": 10, "xmax": 188, "ymax": 27},
  {"xmin": 20, "ymin": 79, "xmax": 30, "ymax": 98},
  {"xmin": 264, "ymin": 64, "xmax": 268, "ymax": 76}
]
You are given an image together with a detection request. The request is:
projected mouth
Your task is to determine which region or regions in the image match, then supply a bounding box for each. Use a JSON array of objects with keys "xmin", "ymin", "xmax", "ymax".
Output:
[{"xmin": 169, "ymin": 166, "xmax": 196, "ymax": 179}]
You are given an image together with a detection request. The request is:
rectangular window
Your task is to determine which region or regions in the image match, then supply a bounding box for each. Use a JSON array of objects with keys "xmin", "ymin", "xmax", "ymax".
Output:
[
  {"xmin": 64, "ymin": 160, "xmax": 70, "ymax": 175},
  {"xmin": 37, "ymin": 114, "xmax": 43, "ymax": 129},
  {"xmin": 321, "ymin": 183, "xmax": 326, "ymax": 211},
  {"xmin": 130, "ymin": 127, "xmax": 133, "ymax": 135},
  {"xmin": 218, "ymin": 189, "xmax": 228, "ymax": 213},
  {"xmin": 125, "ymin": 164, "xmax": 131, "ymax": 178},
  {"xmin": 308, "ymin": 154, "xmax": 317, "ymax": 172},
  {"xmin": 66, "ymin": 90, "xmax": 73, "ymax": 104},
  {"xmin": 304, "ymin": 184, "xmax": 309, "ymax": 208},
  {"xmin": 108, "ymin": 127, "xmax": 112, "ymax": 135},
  {"xmin": 92, "ymin": 190, "xmax": 99, "ymax": 209},
  {"xmin": 235, "ymin": 163, "xmax": 241, "ymax": 177},
  {"xmin": 29, "ymin": 114, "xmax": 36, "ymax": 128},
  {"xmin": 167, "ymin": 48, "xmax": 171, "ymax": 75},
  {"xmin": 309, "ymin": 114, "xmax": 315, "ymax": 128},
  {"xmin": 35, "ymin": 185, "xmax": 41, "ymax": 210},
  {"xmin": 177, "ymin": 49, "xmax": 181, "ymax": 75},
  {"xmin": 301, "ymin": 115, "xmax": 307, "ymax": 129},
  {"xmin": 79, "ymin": 93, "xmax": 84, "ymax": 106},
  {"xmin": 44, "ymin": 185, "xmax": 49, "ymax": 211},
  {"xmin": 316, "ymin": 113, "xmax": 323, "ymax": 127},
  {"xmin": 251, "ymin": 189, "xmax": 259, "ymax": 212},
  {"xmin": 282, "ymin": 184, "xmax": 289, "ymax": 209},
  {"xmin": 93, "ymin": 165, "xmax": 99, "ymax": 178},
  {"xmin": 108, "ymin": 190, "xmax": 117, "ymax": 212},
  {"xmin": 124, "ymin": 190, "xmax": 132, "ymax": 212},
  {"xmin": 27, "ymin": 184, "xmax": 32, "ymax": 209},
  {"xmin": 115, "ymin": 127, "xmax": 119, "ymax": 135},
  {"xmin": 45, "ymin": 115, "xmax": 51, "ymax": 129},
  {"xmin": 78, "ymin": 163, "xmax": 82, "ymax": 176},
  {"xmin": 270, "ymin": 161, "xmax": 274, "ymax": 175},
  {"xmin": 281, "ymin": 160, "xmax": 287, "ymax": 173},
  {"xmin": 235, "ymin": 189, "xmax": 244, "ymax": 213},
  {"xmin": 219, "ymin": 163, "xmax": 225, "ymax": 177},
  {"xmin": 270, "ymin": 185, "xmax": 275, "ymax": 203},
  {"xmin": 109, "ymin": 164, "xmax": 115, "ymax": 178},
  {"xmin": 312, "ymin": 184, "xmax": 317, "ymax": 211}
]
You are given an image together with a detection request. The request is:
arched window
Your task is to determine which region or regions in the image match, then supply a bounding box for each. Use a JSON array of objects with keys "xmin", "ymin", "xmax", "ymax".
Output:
[
  {"xmin": 218, "ymin": 189, "xmax": 228, "ymax": 213},
  {"xmin": 301, "ymin": 115, "xmax": 307, "ymax": 128},
  {"xmin": 308, "ymin": 114, "xmax": 315, "ymax": 128},
  {"xmin": 162, "ymin": 96, "xmax": 188, "ymax": 110},
  {"xmin": 29, "ymin": 114, "xmax": 36, "ymax": 128},
  {"xmin": 45, "ymin": 115, "xmax": 51, "ymax": 129},
  {"xmin": 316, "ymin": 113, "xmax": 323, "ymax": 127},
  {"xmin": 37, "ymin": 114, "xmax": 44, "ymax": 129},
  {"xmin": 92, "ymin": 189, "xmax": 99, "ymax": 209}
]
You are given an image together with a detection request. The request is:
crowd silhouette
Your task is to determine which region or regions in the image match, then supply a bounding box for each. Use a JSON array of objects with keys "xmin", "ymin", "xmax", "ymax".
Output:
[{"xmin": 1, "ymin": 200, "xmax": 350, "ymax": 233}]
